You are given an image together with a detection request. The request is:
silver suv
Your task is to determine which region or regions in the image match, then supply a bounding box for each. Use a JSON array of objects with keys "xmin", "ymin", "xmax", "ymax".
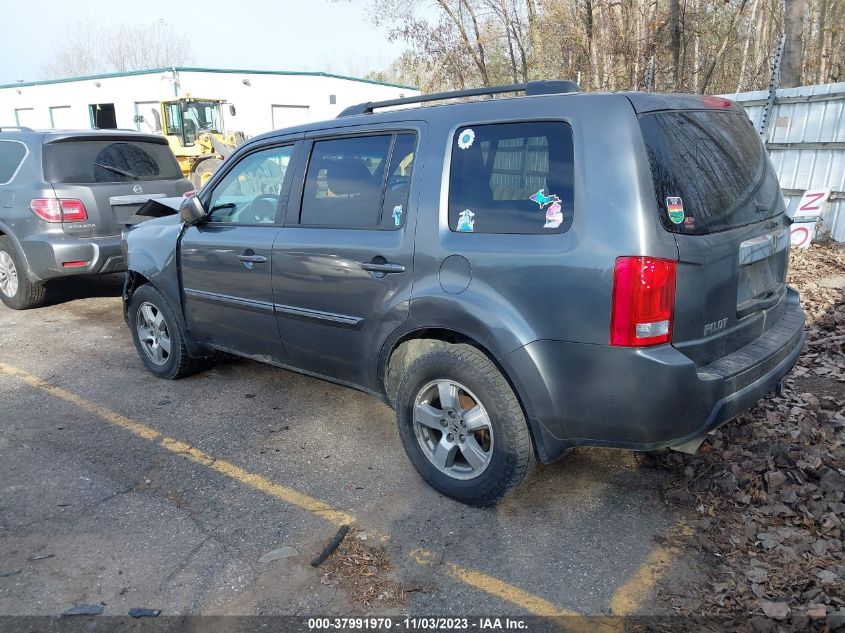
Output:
[
  {"xmin": 122, "ymin": 83, "xmax": 806, "ymax": 506},
  {"xmin": 0, "ymin": 128, "xmax": 192, "ymax": 309}
]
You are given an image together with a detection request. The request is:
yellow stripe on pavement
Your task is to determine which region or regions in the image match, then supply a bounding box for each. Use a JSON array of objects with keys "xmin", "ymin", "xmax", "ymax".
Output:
[{"xmin": 0, "ymin": 362, "xmax": 664, "ymax": 616}]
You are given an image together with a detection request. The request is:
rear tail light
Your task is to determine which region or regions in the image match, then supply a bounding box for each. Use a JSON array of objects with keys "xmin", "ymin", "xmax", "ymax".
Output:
[
  {"xmin": 62, "ymin": 260, "xmax": 90, "ymax": 268},
  {"xmin": 30, "ymin": 198, "xmax": 88, "ymax": 223},
  {"xmin": 610, "ymin": 256, "xmax": 677, "ymax": 347}
]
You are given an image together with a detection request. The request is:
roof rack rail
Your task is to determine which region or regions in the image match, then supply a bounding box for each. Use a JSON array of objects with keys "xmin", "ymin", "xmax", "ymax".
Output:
[
  {"xmin": 0, "ymin": 126, "xmax": 34, "ymax": 132},
  {"xmin": 337, "ymin": 80, "xmax": 580, "ymax": 117}
]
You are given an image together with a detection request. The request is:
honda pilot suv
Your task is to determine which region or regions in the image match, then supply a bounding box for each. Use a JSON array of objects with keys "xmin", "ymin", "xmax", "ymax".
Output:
[
  {"xmin": 122, "ymin": 82, "xmax": 805, "ymax": 506},
  {"xmin": 0, "ymin": 128, "xmax": 192, "ymax": 309}
]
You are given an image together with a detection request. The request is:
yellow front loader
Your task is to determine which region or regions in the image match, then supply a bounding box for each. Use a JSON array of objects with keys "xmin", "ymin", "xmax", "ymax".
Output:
[{"xmin": 141, "ymin": 98, "xmax": 244, "ymax": 189}]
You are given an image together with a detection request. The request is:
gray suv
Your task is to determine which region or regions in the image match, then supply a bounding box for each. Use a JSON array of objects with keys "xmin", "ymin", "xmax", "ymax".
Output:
[
  {"xmin": 122, "ymin": 82, "xmax": 806, "ymax": 506},
  {"xmin": 0, "ymin": 128, "xmax": 192, "ymax": 309}
]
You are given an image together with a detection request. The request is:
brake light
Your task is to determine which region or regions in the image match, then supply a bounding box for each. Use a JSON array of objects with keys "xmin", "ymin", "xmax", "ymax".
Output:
[
  {"xmin": 610, "ymin": 257, "xmax": 677, "ymax": 347},
  {"xmin": 29, "ymin": 198, "xmax": 88, "ymax": 223},
  {"xmin": 702, "ymin": 96, "xmax": 733, "ymax": 109}
]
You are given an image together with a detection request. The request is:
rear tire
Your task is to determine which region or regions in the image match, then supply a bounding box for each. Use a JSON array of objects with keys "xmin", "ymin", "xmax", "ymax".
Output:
[
  {"xmin": 0, "ymin": 236, "xmax": 46, "ymax": 310},
  {"xmin": 395, "ymin": 343, "xmax": 536, "ymax": 506},
  {"xmin": 128, "ymin": 284, "xmax": 206, "ymax": 379}
]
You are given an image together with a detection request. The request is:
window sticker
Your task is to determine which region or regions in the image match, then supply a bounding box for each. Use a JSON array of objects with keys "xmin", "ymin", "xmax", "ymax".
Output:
[
  {"xmin": 392, "ymin": 204, "xmax": 403, "ymax": 226},
  {"xmin": 666, "ymin": 196, "xmax": 684, "ymax": 224},
  {"xmin": 544, "ymin": 201, "xmax": 563, "ymax": 229},
  {"xmin": 457, "ymin": 128, "xmax": 475, "ymax": 150},
  {"xmin": 530, "ymin": 189, "xmax": 563, "ymax": 229},
  {"xmin": 456, "ymin": 209, "xmax": 475, "ymax": 232},
  {"xmin": 530, "ymin": 189, "xmax": 559, "ymax": 208}
]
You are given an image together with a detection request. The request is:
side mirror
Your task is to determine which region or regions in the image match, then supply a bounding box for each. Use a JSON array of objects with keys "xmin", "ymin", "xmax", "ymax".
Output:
[
  {"xmin": 180, "ymin": 195, "xmax": 207, "ymax": 225},
  {"xmin": 229, "ymin": 104, "xmax": 236, "ymax": 116}
]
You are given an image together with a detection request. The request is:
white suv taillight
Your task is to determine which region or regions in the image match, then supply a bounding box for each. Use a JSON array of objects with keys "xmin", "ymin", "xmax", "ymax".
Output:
[
  {"xmin": 30, "ymin": 198, "xmax": 88, "ymax": 223},
  {"xmin": 610, "ymin": 256, "xmax": 677, "ymax": 347}
]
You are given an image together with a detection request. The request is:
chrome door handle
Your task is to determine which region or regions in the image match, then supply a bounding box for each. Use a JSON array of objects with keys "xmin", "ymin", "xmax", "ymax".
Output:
[
  {"xmin": 360, "ymin": 262, "xmax": 405, "ymax": 274},
  {"xmin": 238, "ymin": 255, "xmax": 267, "ymax": 263}
]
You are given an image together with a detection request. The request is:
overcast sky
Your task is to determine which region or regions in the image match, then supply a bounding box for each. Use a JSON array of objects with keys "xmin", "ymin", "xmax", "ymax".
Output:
[{"xmin": 0, "ymin": 0, "xmax": 407, "ymax": 84}]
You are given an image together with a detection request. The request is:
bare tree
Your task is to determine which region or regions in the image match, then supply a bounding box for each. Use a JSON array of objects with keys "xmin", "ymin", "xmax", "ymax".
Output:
[
  {"xmin": 782, "ymin": 0, "xmax": 807, "ymax": 86},
  {"xmin": 367, "ymin": 0, "xmax": 841, "ymax": 94},
  {"xmin": 43, "ymin": 19, "xmax": 192, "ymax": 78}
]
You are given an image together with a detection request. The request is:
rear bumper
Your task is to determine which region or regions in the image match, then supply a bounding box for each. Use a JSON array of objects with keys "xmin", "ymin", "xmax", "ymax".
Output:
[
  {"xmin": 501, "ymin": 288, "xmax": 806, "ymax": 463},
  {"xmin": 19, "ymin": 233, "xmax": 126, "ymax": 281}
]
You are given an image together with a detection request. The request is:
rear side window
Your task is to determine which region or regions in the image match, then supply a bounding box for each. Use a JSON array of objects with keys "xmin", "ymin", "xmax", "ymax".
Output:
[
  {"xmin": 299, "ymin": 133, "xmax": 417, "ymax": 229},
  {"xmin": 43, "ymin": 140, "xmax": 183, "ymax": 184},
  {"xmin": 448, "ymin": 121, "xmax": 574, "ymax": 234},
  {"xmin": 639, "ymin": 110, "xmax": 782, "ymax": 234},
  {"xmin": 0, "ymin": 140, "xmax": 27, "ymax": 184}
]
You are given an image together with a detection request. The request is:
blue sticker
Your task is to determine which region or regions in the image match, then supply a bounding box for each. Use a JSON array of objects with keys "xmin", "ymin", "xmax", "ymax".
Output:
[
  {"xmin": 456, "ymin": 209, "xmax": 475, "ymax": 232},
  {"xmin": 392, "ymin": 204, "xmax": 403, "ymax": 226},
  {"xmin": 457, "ymin": 128, "xmax": 475, "ymax": 150}
]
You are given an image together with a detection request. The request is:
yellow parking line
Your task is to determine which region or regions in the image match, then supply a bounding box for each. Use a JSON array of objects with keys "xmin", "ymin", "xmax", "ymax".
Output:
[
  {"xmin": 410, "ymin": 548, "xmax": 577, "ymax": 616},
  {"xmin": 0, "ymin": 361, "xmax": 579, "ymax": 617},
  {"xmin": 608, "ymin": 521, "xmax": 692, "ymax": 615}
]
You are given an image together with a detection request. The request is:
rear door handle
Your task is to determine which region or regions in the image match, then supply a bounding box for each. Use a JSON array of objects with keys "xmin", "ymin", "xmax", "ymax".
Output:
[
  {"xmin": 238, "ymin": 255, "xmax": 267, "ymax": 263},
  {"xmin": 361, "ymin": 262, "xmax": 405, "ymax": 274}
]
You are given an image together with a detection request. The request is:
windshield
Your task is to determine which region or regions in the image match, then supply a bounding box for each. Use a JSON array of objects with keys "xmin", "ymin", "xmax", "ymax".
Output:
[
  {"xmin": 183, "ymin": 100, "xmax": 223, "ymax": 134},
  {"xmin": 43, "ymin": 140, "xmax": 183, "ymax": 184},
  {"xmin": 639, "ymin": 110, "xmax": 783, "ymax": 234}
]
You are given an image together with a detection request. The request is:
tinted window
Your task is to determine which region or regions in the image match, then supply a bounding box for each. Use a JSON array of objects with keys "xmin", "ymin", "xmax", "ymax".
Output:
[
  {"xmin": 0, "ymin": 141, "xmax": 27, "ymax": 184},
  {"xmin": 381, "ymin": 133, "xmax": 416, "ymax": 229},
  {"xmin": 448, "ymin": 121, "xmax": 574, "ymax": 234},
  {"xmin": 639, "ymin": 110, "xmax": 782, "ymax": 234},
  {"xmin": 300, "ymin": 135, "xmax": 393, "ymax": 227},
  {"xmin": 207, "ymin": 145, "xmax": 294, "ymax": 224},
  {"xmin": 43, "ymin": 140, "xmax": 183, "ymax": 184}
]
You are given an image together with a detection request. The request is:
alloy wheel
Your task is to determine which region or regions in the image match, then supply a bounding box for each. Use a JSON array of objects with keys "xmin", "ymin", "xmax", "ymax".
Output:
[
  {"xmin": 136, "ymin": 302, "xmax": 172, "ymax": 366},
  {"xmin": 0, "ymin": 251, "xmax": 18, "ymax": 298},
  {"xmin": 412, "ymin": 379, "xmax": 494, "ymax": 480}
]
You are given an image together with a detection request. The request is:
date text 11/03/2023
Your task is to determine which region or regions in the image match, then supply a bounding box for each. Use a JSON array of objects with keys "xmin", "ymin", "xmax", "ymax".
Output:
[{"xmin": 307, "ymin": 617, "xmax": 529, "ymax": 630}]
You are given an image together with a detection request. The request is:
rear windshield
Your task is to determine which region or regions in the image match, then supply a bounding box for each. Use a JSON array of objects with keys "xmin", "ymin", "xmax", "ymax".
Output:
[
  {"xmin": 43, "ymin": 140, "xmax": 183, "ymax": 184},
  {"xmin": 639, "ymin": 110, "xmax": 782, "ymax": 234}
]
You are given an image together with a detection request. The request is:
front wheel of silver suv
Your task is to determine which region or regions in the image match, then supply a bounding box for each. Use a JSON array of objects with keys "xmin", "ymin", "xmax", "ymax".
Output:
[
  {"xmin": 395, "ymin": 343, "xmax": 536, "ymax": 506},
  {"xmin": 0, "ymin": 236, "xmax": 46, "ymax": 310}
]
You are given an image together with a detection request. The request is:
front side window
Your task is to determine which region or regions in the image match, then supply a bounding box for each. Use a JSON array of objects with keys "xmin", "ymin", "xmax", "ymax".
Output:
[
  {"xmin": 448, "ymin": 121, "xmax": 575, "ymax": 234},
  {"xmin": 0, "ymin": 140, "xmax": 27, "ymax": 184},
  {"xmin": 207, "ymin": 145, "xmax": 294, "ymax": 224},
  {"xmin": 300, "ymin": 133, "xmax": 417, "ymax": 229}
]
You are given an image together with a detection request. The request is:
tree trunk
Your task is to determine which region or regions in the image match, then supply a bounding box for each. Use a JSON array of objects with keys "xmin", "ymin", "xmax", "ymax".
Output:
[
  {"xmin": 782, "ymin": 0, "xmax": 805, "ymax": 87},
  {"xmin": 669, "ymin": 0, "xmax": 682, "ymax": 89},
  {"xmin": 700, "ymin": 0, "xmax": 749, "ymax": 93}
]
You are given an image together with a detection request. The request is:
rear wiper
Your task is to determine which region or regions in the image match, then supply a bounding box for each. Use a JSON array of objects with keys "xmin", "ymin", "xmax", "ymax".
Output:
[{"xmin": 94, "ymin": 162, "xmax": 138, "ymax": 180}]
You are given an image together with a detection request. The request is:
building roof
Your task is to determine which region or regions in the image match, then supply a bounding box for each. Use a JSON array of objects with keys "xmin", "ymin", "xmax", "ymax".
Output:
[{"xmin": 0, "ymin": 67, "xmax": 417, "ymax": 91}]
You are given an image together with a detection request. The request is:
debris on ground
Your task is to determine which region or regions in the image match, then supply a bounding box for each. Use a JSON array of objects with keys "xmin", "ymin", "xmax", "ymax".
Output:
[
  {"xmin": 320, "ymin": 527, "xmax": 406, "ymax": 607},
  {"xmin": 257, "ymin": 546, "xmax": 299, "ymax": 563},
  {"xmin": 27, "ymin": 553, "xmax": 54, "ymax": 561},
  {"xmin": 0, "ymin": 570, "xmax": 21, "ymax": 578},
  {"xmin": 128, "ymin": 608, "xmax": 161, "ymax": 618},
  {"xmin": 653, "ymin": 242, "xmax": 845, "ymax": 623},
  {"xmin": 62, "ymin": 603, "xmax": 104, "ymax": 616},
  {"xmin": 311, "ymin": 525, "xmax": 351, "ymax": 568}
]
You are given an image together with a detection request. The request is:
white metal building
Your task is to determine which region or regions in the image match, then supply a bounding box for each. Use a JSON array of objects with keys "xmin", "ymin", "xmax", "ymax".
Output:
[
  {"xmin": 0, "ymin": 67, "xmax": 418, "ymax": 137},
  {"xmin": 723, "ymin": 82, "xmax": 845, "ymax": 242}
]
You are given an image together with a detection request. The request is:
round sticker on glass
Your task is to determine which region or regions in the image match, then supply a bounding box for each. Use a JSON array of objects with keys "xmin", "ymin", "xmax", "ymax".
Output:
[
  {"xmin": 457, "ymin": 128, "xmax": 475, "ymax": 150},
  {"xmin": 666, "ymin": 196, "xmax": 684, "ymax": 224}
]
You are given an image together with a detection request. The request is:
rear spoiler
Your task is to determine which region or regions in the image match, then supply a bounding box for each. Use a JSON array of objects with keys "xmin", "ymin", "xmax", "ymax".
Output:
[
  {"xmin": 44, "ymin": 133, "xmax": 169, "ymax": 145},
  {"xmin": 624, "ymin": 93, "xmax": 741, "ymax": 115}
]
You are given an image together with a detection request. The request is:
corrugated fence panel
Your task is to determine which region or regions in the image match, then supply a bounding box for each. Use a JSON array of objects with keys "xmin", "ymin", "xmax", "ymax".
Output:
[{"xmin": 722, "ymin": 82, "xmax": 845, "ymax": 242}]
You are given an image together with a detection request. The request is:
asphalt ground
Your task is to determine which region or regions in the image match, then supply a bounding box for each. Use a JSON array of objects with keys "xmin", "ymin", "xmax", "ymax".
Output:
[{"xmin": 0, "ymin": 275, "xmax": 692, "ymax": 618}]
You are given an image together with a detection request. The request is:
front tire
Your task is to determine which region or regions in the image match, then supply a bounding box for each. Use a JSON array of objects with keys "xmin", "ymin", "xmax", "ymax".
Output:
[
  {"xmin": 395, "ymin": 343, "xmax": 536, "ymax": 506},
  {"xmin": 0, "ymin": 236, "xmax": 46, "ymax": 310},
  {"xmin": 128, "ymin": 284, "xmax": 206, "ymax": 379}
]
